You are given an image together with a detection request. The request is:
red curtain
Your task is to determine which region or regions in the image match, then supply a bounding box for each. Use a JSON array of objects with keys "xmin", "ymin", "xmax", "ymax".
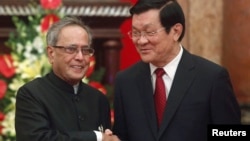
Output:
[{"xmin": 119, "ymin": 0, "xmax": 140, "ymax": 70}]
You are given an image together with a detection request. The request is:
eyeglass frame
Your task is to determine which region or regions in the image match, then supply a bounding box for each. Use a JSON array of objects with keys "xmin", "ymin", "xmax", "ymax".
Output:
[
  {"xmin": 51, "ymin": 45, "xmax": 95, "ymax": 56},
  {"xmin": 127, "ymin": 27, "xmax": 165, "ymax": 40}
]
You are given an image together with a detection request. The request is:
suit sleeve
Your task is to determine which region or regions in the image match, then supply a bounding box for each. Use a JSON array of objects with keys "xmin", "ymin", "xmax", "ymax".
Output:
[
  {"xmin": 210, "ymin": 68, "xmax": 241, "ymax": 124},
  {"xmin": 99, "ymin": 93, "xmax": 112, "ymax": 130},
  {"xmin": 112, "ymin": 72, "xmax": 129, "ymax": 141}
]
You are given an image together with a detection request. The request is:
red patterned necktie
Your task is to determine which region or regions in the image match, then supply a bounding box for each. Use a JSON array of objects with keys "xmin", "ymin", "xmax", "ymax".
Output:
[{"xmin": 154, "ymin": 68, "xmax": 166, "ymax": 127}]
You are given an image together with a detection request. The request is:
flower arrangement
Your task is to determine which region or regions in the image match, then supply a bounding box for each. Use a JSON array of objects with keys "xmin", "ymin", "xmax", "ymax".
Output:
[{"xmin": 0, "ymin": 0, "xmax": 108, "ymax": 140}]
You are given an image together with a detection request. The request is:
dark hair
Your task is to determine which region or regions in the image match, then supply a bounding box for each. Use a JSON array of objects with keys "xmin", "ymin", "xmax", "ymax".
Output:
[{"xmin": 130, "ymin": 0, "xmax": 185, "ymax": 42}]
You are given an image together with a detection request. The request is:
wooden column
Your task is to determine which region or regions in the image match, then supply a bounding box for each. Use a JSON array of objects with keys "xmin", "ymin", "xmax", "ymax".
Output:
[
  {"xmin": 102, "ymin": 39, "xmax": 122, "ymax": 85},
  {"xmin": 222, "ymin": 0, "xmax": 250, "ymax": 104}
]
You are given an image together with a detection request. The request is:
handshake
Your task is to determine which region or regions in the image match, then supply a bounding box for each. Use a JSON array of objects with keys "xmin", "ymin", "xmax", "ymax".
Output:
[
  {"xmin": 98, "ymin": 125, "xmax": 120, "ymax": 141},
  {"xmin": 103, "ymin": 129, "xmax": 120, "ymax": 141}
]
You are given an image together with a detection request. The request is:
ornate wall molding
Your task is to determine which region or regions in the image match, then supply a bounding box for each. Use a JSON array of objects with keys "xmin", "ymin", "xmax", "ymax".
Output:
[
  {"xmin": 0, "ymin": 0, "xmax": 131, "ymax": 17},
  {"xmin": 0, "ymin": 5, "xmax": 131, "ymax": 17}
]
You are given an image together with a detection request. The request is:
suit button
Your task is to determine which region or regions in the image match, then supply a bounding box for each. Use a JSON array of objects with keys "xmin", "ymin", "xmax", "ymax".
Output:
[
  {"xmin": 73, "ymin": 96, "xmax": 80, "ymax": 102},
  {"xmin": 78, "ymin": 115, "xmax": 84, "ymax": 121}
]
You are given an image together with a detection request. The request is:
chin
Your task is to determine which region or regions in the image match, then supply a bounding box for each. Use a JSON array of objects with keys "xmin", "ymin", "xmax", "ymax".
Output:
[
  {"xmin": 71, "ymin": 73, "xmax": 84, "ymax": 80},
  {"xmin": 141, "ymin": 56, "xmax": 153, "ymax": 63}
]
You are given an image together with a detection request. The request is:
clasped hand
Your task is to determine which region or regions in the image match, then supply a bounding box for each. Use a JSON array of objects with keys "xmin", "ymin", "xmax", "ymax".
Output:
[{"xmin": 102, "ymin": 129, "xmax": 120, "ymax": 141}]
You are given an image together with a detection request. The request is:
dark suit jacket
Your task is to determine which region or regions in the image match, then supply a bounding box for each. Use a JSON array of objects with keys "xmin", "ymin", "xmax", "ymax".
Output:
[
  {"xmin": 113, "ymin": 49, "xmax": 241, "ymax": 141},
  {"xmin": 15, "ymin": 71, "xmax": 111, "ymax": 141}
]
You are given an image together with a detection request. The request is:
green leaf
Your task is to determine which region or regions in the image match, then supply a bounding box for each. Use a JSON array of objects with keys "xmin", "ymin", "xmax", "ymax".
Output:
[{"xmin": 88, "ymin": 67, "xmax": 106, "ymax": 82}]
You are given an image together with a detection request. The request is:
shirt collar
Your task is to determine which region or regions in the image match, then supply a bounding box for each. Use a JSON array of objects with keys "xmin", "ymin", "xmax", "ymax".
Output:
[
  {"xmin": 150, "ymin": 44, "xmax": 183, "ymax": 80},
  {"xmin": 73, "ymin": 83, "xmax": 79, "ymax": 94}
]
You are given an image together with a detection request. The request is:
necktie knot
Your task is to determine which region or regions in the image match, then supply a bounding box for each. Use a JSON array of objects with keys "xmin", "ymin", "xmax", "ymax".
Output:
[{"xmin": 155, "ymin": 68, "xmax": 165, "ymax": 77}]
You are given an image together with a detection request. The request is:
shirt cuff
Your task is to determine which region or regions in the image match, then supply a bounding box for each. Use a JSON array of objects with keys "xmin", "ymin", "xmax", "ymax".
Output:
[{"xmin": 94, "ymin": 131, "xmax": 103, "ymax": 141}]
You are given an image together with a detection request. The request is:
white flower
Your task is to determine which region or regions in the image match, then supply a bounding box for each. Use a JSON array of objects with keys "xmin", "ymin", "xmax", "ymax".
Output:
[
  {"xmin": 2, "ymin": 107, "xmax": 15, "ymax": 137},
  {"xmin": 33, "ymin": 36, "xmax": 45, "ymax": 54},
  {"xmin": 16, "ymin": 43, "xmax": 24, "ymax": 55},
  {"xmin": 9, "ymin": 78, "xmax": 26, "ymax": 93}
]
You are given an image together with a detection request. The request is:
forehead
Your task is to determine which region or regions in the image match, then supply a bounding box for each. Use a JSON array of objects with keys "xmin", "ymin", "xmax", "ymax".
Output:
[
  {"xmin": 132, "ymin": 9, "xmax": 161, "ymax": 29},
  {"xmin": 57, "ymin": 25, "xmax": 89, "ymax": 44},
  {"xmin": 59, "ymin": 25, "xmax": 87, "ymax": 35}
]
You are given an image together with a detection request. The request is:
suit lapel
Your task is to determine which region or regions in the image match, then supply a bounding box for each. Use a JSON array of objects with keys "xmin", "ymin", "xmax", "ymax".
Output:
[
  {"xmin": 136, "ymin": 62, "xmax": 158, "ymax": 139},
  {"xmin": 158, "ymin": 49, "xmax": 197, "ymax": 138}
]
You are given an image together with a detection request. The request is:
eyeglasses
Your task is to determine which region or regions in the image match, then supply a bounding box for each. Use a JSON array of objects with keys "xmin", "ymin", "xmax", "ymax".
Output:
[
  {"xmin": 128, "ymin": 27, "xmax": 165, "ymax": 41},
  {"xmin": 52, "ymin": 45, "xmax": 95, "ymax": 56}
]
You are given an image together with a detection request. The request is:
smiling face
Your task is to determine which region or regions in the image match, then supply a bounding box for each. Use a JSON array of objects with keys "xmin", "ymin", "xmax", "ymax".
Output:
[
  {"xmin": 47, "ymin": 25, "xmax": 91, "ymax": 85},
  {"xmin": 131, "ymin": 9, "xmax": 182, "ymax": 67}
]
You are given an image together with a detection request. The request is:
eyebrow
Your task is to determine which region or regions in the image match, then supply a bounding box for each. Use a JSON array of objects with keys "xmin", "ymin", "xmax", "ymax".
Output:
[
  {"xmin": 132, "ymin": 23, "xmax": 156, "ymax": 30},
  {"xmin": 67, "ymin": 44, "xmax": 90, "ymax": 48}
]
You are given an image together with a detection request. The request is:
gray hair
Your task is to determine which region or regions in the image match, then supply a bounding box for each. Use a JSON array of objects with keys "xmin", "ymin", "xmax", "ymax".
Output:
[{"xmin": 46, "ymin": 16, "xmax": 92, "ymax": 46}]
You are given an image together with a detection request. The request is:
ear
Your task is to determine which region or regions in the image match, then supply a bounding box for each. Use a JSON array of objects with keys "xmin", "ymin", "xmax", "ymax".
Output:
[
  {"xmin": 46, "ymin": 46, "xmax": 54, "ymax": 64},
  {"xmin": 172, "ymin": 23, "xmax": 183, "ymax": 41}
]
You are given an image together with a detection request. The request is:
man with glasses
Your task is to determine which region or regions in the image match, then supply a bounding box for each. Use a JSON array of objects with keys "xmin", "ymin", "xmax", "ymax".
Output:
[
  {"xmin": 113, "ymin": 0, "xmax": 241, "ymax": 141},
  {"xmin": 15, "ymin": 16, "xmax": 120, "ymax": 141}
]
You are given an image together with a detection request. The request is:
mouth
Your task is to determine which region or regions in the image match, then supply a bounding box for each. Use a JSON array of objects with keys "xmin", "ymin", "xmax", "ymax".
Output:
[
  {"xmin": 139, "ymin": 48, "xmax": 151, "ymax": 54},
  {"xmin": 71, "ymin": 65, "xmax": 84, "ymax": 70}
]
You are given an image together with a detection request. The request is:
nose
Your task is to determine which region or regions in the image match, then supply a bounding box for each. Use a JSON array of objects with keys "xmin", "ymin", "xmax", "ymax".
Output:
[
  {"xmin": 74, "ymin": 49, "xmax": 84, "ymax": 60},
  {"xmin": 136, "ymin": 35, "xmax": 149, "ymax": 45}
]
